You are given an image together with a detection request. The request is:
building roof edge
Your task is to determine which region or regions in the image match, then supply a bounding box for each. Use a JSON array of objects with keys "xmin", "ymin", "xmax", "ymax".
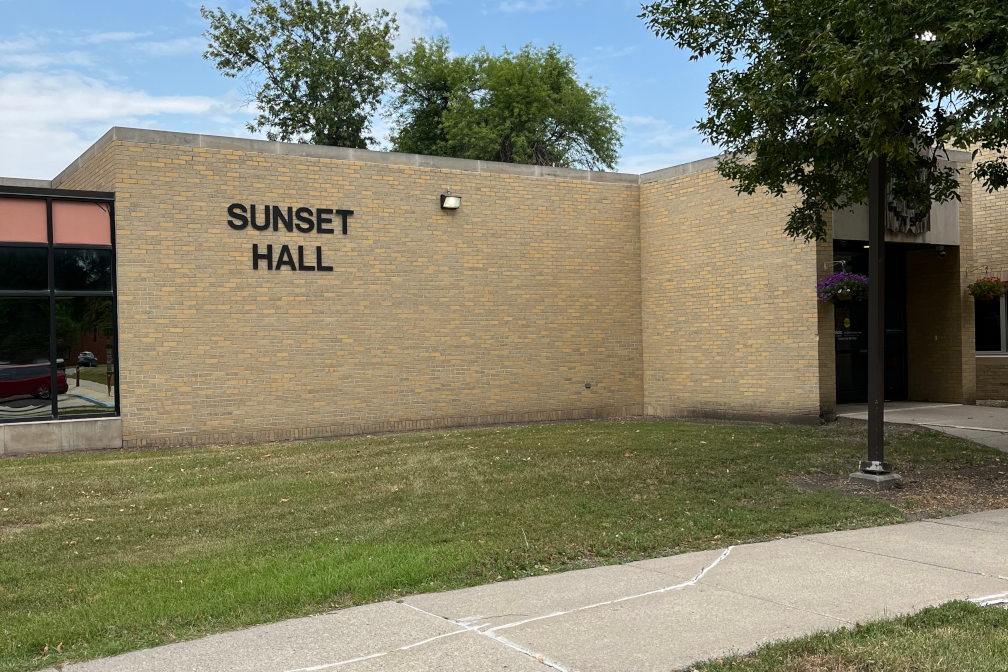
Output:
[
  {"xmin": 43, "ymin": 127, "xmax": 977, "ymax": 194},
  {"xmin": 0, "ymin": 176, "xmax": 54, "ymax": 189},
  {"xmin": 51, "ymin": 127, "xmax": 646, "ymax": 187}
]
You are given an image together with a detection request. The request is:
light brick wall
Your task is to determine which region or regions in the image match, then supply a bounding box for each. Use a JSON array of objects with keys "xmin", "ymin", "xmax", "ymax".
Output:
[
  {"xmin": 52, "ymin": 132, "xmax": 985, "ymax": 445},
  {"xmin": 977, "ymin": 357, "xmax": 1008, "ymax": 400},
  {"xmin": 888, "ymin": 161, "xmax": 976, "ymax": 404},
  {"xmin": 639, "ymin": 164, "xmax": 824, "ymax": 423},
  {"xmin": 906, "ymin": 246, "xmax": 971, "ymax": 402},
  {"xmin": 816, "ymin": 213, "xmax": 836, "ymax": 416},
  {"xmin": 958, "ymin": 163, "xmax": 977, "ymax": 403},
  {"xmin": 972, "ymin": 153, "xmax": 1008, "ymax": 277},
  {"xmin": 61, "ymin": 140, "xmax": 644, "ymax": 447},
  {"xmin": 972, "ymin": 153, "xmax": 1008, "ymax": 399}
]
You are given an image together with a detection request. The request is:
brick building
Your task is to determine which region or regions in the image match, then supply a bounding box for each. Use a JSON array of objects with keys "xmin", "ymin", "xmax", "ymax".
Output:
[{"xmin": 0, "ymin": 128, "xmax": 997, "ymax": 453}]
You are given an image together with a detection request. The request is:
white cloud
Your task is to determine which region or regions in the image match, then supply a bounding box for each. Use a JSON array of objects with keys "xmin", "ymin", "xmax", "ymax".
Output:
[
  {"xmin": 78, "ymin": 31, "xmax": 151, "ymax": 45},
  {"xmin": 586, "ymin": 45, "xmax": 637, "ymax": 61},
  {"xmin": 622, "ymin": 115, "xmax": 700, "ymax": 150},
  {"xmin": 0, "ymin": 0, "xmax": 449, "ymax": 179},
  {"xmin": 498, "ymin": 0, "xmax": 557, "ymax": 11},
  {"xmin": 0, "ymin": 72, "xmax": 234, "ymax": 179},
  {"xmin": 617, "ymin": 150, "xmax": 716, "ymax": 175},
  {"xmin": 66, "ymin": 31, "xmax": 205, "ymax": 57},
  {"xmin": 617, "ymin": 115, "xmax": 715, "ymax": 174},
  {"xmin": 136, "ymin": 36, "xmax": 207, "ymax": 57},
  {"xmin": 0, "ymin": 37, "xmax": 92, "ymax": 68},
  {"xmin": 355, "ymin": 0, "xmax": 446, "ymax": 47}
]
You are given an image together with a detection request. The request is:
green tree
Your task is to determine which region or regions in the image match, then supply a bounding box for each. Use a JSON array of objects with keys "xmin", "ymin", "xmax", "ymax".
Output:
[
  {"xmin": 388, "ymin": 39, "xmax": 623, "ymax": 170},
  {"xmin": 640, "ymin": 0, "xmax": 1008, "ymax": 240},
  {"xmin": 386, "ymin": 37, "xmax": 475, "ymax": 157},
  {"xmin": 201, "ymin": 0, "xmax": 397, "ymax": 148}
]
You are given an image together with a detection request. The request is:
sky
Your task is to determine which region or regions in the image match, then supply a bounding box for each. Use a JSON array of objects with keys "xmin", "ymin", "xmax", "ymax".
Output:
[{"xmin": 0, "ymin": 0, "xmax": 718, "ymax": 180}]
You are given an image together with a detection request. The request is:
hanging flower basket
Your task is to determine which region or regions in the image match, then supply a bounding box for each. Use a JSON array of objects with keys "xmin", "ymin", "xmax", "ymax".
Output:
[
  {"xmin": 968, "ymin": 277, "xmax": 1007, "ymax": 300},
  {"xmin": 817, "ymin": 272, "xmax": 869, "ymax": 304}
]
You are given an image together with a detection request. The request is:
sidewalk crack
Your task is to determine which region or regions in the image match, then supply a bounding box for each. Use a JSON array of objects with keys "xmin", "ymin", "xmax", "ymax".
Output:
[
  {"xmin": 801, "ymin": 537, "xmax": 1008, "ymax": 581},
  {"xmin": 284, "ymin": 547, "xmax": 735, "ymax": 672}
]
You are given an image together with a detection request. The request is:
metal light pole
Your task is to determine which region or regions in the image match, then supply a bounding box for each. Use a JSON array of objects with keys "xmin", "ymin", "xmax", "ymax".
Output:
[{"xmin": 850, "ymin": 155, "xmax": 903, "ymax": 489}]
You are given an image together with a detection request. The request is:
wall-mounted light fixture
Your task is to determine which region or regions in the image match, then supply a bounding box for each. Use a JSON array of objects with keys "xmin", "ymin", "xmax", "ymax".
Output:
[{"xmin": 440, "ymin": 188, "xmax": 461, "ymax": 210}]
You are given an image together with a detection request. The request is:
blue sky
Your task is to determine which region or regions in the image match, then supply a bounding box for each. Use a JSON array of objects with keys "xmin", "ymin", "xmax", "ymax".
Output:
[{"xmin": 0, "ymin": 0, "xmax": 717, "ymax": 179}]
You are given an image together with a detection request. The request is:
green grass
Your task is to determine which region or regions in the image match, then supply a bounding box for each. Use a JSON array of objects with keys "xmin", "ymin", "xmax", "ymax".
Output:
[
  {"xmin": 70, "ymin": 365, "xmax": 111, "ymax": 387},
  {"xmin": 693, "ymin": 601, "xmax": 1008, "ymax": 671},
  {"xmin": 0, "ymin": 420, "xmax": 1000, "ymax": 671}
]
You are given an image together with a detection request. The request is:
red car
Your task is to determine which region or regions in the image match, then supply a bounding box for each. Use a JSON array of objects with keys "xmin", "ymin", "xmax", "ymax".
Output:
[{"xmin": 0, "ymin": 364, "xmax": 68, "ymax": 400}]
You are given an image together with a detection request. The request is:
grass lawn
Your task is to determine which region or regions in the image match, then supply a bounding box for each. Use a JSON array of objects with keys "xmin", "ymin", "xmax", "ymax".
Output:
[
  {"xmin": 692, "ymin": 601, "xmax": 1008, "ymax": 671},
  {"xmin": 69, "ymin": 365, "xmax": 111, "ymax": 387},
  {"xmin": 0, "ymin": 419, "xmax": 1005, "ymax": 671}
]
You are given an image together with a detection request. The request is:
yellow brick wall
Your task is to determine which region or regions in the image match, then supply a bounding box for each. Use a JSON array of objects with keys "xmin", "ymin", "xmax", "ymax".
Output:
[
  {"xmin": 972, "ymin": 153, "xmax": 1008, "ymax": 277},
  {"xmin": 977, "ymin": 357, "xmax": 1008, "ymax": 400},
  {"xmin": 972, "ymin": 153, "xmax": 1008, "ymax": 399},
  {"xmin": 894, "ymin": 162, "xmax": 975, "ymax": 404},
  {"xmin": 639, "ymin": 165, "xmax": 824, "ymax": 423},
  {"xmin": 61, "ymin": 141, "xmax": 644, "ymax": 447},
  {"xmin": 958, "ymin": 163, "xmax": 977, "ymax": 403},
  {"xmin": 906, "ymin": 246, "xmax": 972, "ymax": 402},
  {"xmin": 816, "ymin": 213, "xmax": 836, "ymax": 416},
  {"xmin": 54, "ymin": 135, "xmax": 984, "ymax": 444}
]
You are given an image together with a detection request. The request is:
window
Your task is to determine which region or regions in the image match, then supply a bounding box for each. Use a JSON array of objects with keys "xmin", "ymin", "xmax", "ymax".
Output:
[
  {"xmin": 0, "ymin": 298, "xmax": 52, "ymax": 420},
  {"xmin": 0, "ymin": 246, "xmax": 48, "ymax": 290},
  {"xmin": 975, "ymin": 296, "xmax": 1007, "ymax": 354},
  {"xmin": 0, "ymin": 191, "xmax": 118, "ymax": 422}
]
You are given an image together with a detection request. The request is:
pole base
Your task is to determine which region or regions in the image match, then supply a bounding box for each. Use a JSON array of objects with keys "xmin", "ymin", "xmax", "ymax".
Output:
[
  {"xmin": 849, "ymin": 471, "xmax": 903, "ymax": 491},
  {"xmin": 859, "ymin": 460, "xmax": 893, "ymax": 474}
]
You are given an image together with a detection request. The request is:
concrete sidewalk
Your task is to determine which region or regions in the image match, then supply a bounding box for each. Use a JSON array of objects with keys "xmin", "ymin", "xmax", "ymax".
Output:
[
  {"xmin": 54, "ymin": 510, "xmax": 1008, "ymax": 672},
  {"xmin": 837, "ymin": 401, "xmax": 1008, "ymax": 451}
]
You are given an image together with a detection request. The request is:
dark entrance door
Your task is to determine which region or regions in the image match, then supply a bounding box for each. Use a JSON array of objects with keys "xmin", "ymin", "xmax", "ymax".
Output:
[{"xmin": 833, "ymin": 240, "xmax": 908, "ymax": 404}]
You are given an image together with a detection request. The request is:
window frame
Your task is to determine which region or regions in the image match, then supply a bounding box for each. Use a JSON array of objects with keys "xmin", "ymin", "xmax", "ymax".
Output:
[
  {"xmin": 975, "ymin": 294, "xmax": 1008, "ymax": 355},
  {"xmin": 0, "ymin": 185, "xmax": 118, "ymax": 423}
]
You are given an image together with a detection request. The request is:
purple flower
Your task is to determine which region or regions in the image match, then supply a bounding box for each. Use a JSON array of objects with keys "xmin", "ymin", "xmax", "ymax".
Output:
[{"xmin": 817, "ymin": 271, "xmax": 869, "ymax": 304}]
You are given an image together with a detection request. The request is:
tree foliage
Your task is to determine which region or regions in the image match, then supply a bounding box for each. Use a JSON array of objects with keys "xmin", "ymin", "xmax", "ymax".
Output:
[
  {"xmin": 201, "ymin": 0, "xmax": 397, "ymax": 148},
  {"xmin": 640, "ymin": 0, "xmax": 1008, "ymax": 240},
  {"xmin": 387, "ymin": 38, "xmax": 623, "ymax": 170}
]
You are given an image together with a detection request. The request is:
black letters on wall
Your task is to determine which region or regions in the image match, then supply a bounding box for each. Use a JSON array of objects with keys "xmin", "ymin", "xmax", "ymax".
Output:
[
  {"xmin": 316, "ymin": 208, "xmax": 334, "ymax": 234},
  {"xmin": 228, "ymin": 203, "xmax": 249, "ymax": 229},
  {"xmin": 250, "ymin": 204, "xmax": 269, "ymax": 231},
  {"xmin": 231, "ymin": 204, "xmax": 353, "ymax": 271},
  {"xmin": 252, "ymin": 243, "xmax": 273, "ymax": 270},
  {"xmin": 295, "ymin": 207, "xmax": 314, "ymax": 233},
  {"xmin": 250, "ymin": 245, "xmax": 334, "ymax": 272}
]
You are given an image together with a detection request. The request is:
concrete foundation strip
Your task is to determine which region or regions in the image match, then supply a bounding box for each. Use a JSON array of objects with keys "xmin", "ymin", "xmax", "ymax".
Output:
[{"xmin": 283, "ymin": 547, "xmax": 734, "ymax": 672}]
